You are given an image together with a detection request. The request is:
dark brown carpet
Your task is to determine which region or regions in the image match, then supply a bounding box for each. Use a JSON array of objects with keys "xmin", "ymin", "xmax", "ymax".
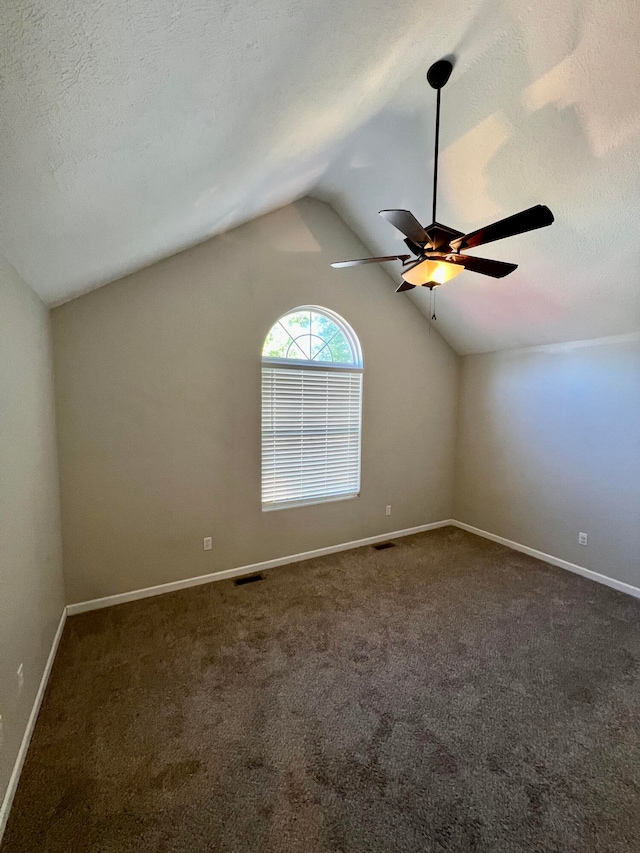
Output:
[{"xmin": 3, "ymin": 527, "xmax": 640, "ymax": 852}]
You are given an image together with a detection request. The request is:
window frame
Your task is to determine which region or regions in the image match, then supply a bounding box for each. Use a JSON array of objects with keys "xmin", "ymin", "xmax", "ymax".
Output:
[
  {"xmin": 261, "ymin": 306, "xmax": 363, "ymax": 512},
  {"xmin": 261, "ymin": 305, "xmax": 363, "ymax": 371}
]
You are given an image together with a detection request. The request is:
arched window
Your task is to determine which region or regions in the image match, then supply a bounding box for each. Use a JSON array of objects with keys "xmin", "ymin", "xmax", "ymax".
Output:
[{"xmin": 262, "ymin": 306, "xmax": 363, "ymax": 510}]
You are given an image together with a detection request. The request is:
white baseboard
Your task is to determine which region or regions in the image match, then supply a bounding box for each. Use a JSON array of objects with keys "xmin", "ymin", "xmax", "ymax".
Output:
[
  {"xmin": 67, "ymin": 519, "xmax": 454, "ymax": 615},
  {"xmin": 0, "ymin": 607, "xmax": 67, "ymax": 845},
  {"xmin": 66, "ymin": 517, "xmax": 640, "ymax": 616},
  {"xmin": 451, "ymin": 520, "xmax": 640, "ymax": 600}
]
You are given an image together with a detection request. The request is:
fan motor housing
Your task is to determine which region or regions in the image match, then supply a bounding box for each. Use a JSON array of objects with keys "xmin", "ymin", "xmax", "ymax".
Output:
[{"xmin": 425, "ymin": 222, "xmax": 463, "ymax": 251}]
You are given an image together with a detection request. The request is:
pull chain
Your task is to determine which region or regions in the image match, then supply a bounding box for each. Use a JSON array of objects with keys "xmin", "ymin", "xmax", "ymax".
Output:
[{"xmin": 431, "ymin": 287, "xmax": 437, "ymax": 321}]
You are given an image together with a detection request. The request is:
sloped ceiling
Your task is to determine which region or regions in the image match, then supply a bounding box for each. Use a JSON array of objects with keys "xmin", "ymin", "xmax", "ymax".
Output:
[{"xmin": 1, "ymin": 0, "xmax": 640, "ymax": 353}]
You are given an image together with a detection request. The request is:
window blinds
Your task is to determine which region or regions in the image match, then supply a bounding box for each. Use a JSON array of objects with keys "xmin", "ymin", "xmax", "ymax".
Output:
[{"xmin": 261, "ymin": 366, "xmax": 362, "ymax": 509}]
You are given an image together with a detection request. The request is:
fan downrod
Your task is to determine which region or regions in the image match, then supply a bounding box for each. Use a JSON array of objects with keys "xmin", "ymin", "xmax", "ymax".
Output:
[{"xmin": 427, "ymin": 59, "xmax": 453, "ymax": 89}]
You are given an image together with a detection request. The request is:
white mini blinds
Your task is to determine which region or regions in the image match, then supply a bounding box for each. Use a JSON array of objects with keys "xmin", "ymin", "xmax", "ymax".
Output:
[{"xmin": 261, "ymin": 307, "xmax": 363, "ymax": 510}]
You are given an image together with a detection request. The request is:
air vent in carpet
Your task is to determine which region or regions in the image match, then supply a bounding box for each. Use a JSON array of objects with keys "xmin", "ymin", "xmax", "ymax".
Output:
[
  {"xmin": 234, "ymin": 574, "xmax": 264, "ymax": 586},
  {"xmin": 373, "ymin": 542, "xmax": 396, "ymax": 551}
]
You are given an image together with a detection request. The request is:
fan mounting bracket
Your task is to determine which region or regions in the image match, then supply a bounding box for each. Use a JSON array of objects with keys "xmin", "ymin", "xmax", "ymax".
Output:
[{"xmin": 427, "ymin": 59, "xmax": 454, "ymax": 90}]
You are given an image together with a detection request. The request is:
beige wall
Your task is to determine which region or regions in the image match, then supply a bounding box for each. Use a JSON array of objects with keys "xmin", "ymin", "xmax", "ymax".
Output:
[
  {"xmin": 53, "ymin": 198, "xmax": 459, "ymax": 604},
  {"xmin": 0, "ymin": 260, "xmax": 65, "ymax": 817},
  {"xmin": 454, "ymin": 335, "xmax": 640, "ymax": 587}
]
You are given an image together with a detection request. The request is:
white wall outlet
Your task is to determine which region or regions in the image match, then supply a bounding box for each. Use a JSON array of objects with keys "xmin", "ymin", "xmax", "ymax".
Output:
[
  {"xmin": 17, "ymin": 663, "xmax": 24, "ymax": 695},
  {"xmin": 578, "ymin": 532, "xmax": 588, "ymax": 546},
  {"xmin": 385, "ymin": 505, "xmax": 392, "ymax": 516},
  {"xmin": 203, "ymin": 536, "xmax": 212, "ymax": 551}
]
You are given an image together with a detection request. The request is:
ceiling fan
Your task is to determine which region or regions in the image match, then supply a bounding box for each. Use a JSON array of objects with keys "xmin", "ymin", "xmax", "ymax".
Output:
[{"xmin": 331, "ymin": 58, "xmax": 554, "ymax": 292}]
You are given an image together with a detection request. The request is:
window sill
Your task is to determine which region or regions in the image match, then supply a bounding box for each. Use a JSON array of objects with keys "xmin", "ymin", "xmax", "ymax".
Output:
[{"xmin": 262, "ymin": 493, "xmax": 360, "ymax": 512}]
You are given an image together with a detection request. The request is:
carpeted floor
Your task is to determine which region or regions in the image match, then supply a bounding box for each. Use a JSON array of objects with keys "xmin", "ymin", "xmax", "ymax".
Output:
[{"xmin": 3, "ymin": 526, "xmax": 640, "ymax": 852}]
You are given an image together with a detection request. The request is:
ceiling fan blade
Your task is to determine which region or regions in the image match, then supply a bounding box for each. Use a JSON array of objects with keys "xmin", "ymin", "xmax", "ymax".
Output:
[
  {"xmin": 450, "ymin": 205, "xmax": 554, "ymax": 252},
  {"xmin": 451, "ymin": 254, "xmax": 518, "ymax": 278},
  {"xmin": 331, "ymin": 255, "xmax": 410, "ymax": 269},
  {"xmin": 395, "ymin": 281, "xmax": 416, "ymax": 292},
  {"xmin": 379, "ymin": 210, "xmax": 431, "ymax": 245},
  {"xmin": 404, "ymin": 237, "xmax": 425, "ymax": 256}
]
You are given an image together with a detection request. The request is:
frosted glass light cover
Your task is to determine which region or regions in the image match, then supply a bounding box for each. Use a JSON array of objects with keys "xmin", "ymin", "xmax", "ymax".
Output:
[{"xmin": 401, "ymin": 259, "xmax": 464, "ymax": 286}]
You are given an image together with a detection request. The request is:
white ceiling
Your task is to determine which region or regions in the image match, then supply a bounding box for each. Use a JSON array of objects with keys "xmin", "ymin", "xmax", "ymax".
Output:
[{"xmin": 2, "ymin": 0, "xmax": 640, "ymax": 353}]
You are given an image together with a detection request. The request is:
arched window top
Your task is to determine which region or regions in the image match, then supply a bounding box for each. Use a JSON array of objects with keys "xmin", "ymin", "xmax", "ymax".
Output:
[{"xmin": 262, "ymin": 306, "xmax": 362, "ymax": 368}]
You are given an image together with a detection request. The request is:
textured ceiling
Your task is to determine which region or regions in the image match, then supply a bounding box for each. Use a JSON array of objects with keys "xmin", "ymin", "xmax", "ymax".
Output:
[{"xmin": 2, "ymin": 0, "xmax": 640, "ymax": 353}]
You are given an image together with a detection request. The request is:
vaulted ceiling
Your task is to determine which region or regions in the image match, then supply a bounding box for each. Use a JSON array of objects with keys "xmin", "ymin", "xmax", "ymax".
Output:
[{"xmin": 2, "ymin": 0, "xmax": 640, "ymax": 353}]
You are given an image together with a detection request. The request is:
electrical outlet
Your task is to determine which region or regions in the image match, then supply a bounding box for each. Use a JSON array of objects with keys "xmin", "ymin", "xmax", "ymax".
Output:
[
  {"xmin": 203, "ymin": 536, "xmax": 212, "ymax": 551},
  {"xmin": 578, "ymin": 532, "xmax": 588, "ymax": 546},
  {"xmin": 17, "ymin": 663, "xmax": 24, "ymax": 696},
  {"xmin": 385, "ymin": 505, "xmax": 392, "ymax": 516}
]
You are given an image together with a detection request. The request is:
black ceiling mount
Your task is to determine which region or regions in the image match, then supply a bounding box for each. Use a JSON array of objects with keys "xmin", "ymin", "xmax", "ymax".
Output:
[
  {"xmin": 330, "ymin": 56, "xmax": 554, "ymax": 291},
  {"xmin": 426, "ymin": 58, "xmax": 454, "ymax": 90}
]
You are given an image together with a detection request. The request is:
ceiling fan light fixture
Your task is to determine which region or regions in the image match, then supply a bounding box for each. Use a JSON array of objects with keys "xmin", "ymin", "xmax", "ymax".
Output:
[
  {"xmin": 330, "ymin": 58, "xmax": 553, "ymax": 291},
  {"xmin": 401, "ymin": 259, "xmax": 464, "ymax": 287}
]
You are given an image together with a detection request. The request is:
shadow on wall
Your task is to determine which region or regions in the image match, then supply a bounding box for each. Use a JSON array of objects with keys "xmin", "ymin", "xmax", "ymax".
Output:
[{"xmin": 314, "ymin": 0, "xmax": 640, "ymax": 351}]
